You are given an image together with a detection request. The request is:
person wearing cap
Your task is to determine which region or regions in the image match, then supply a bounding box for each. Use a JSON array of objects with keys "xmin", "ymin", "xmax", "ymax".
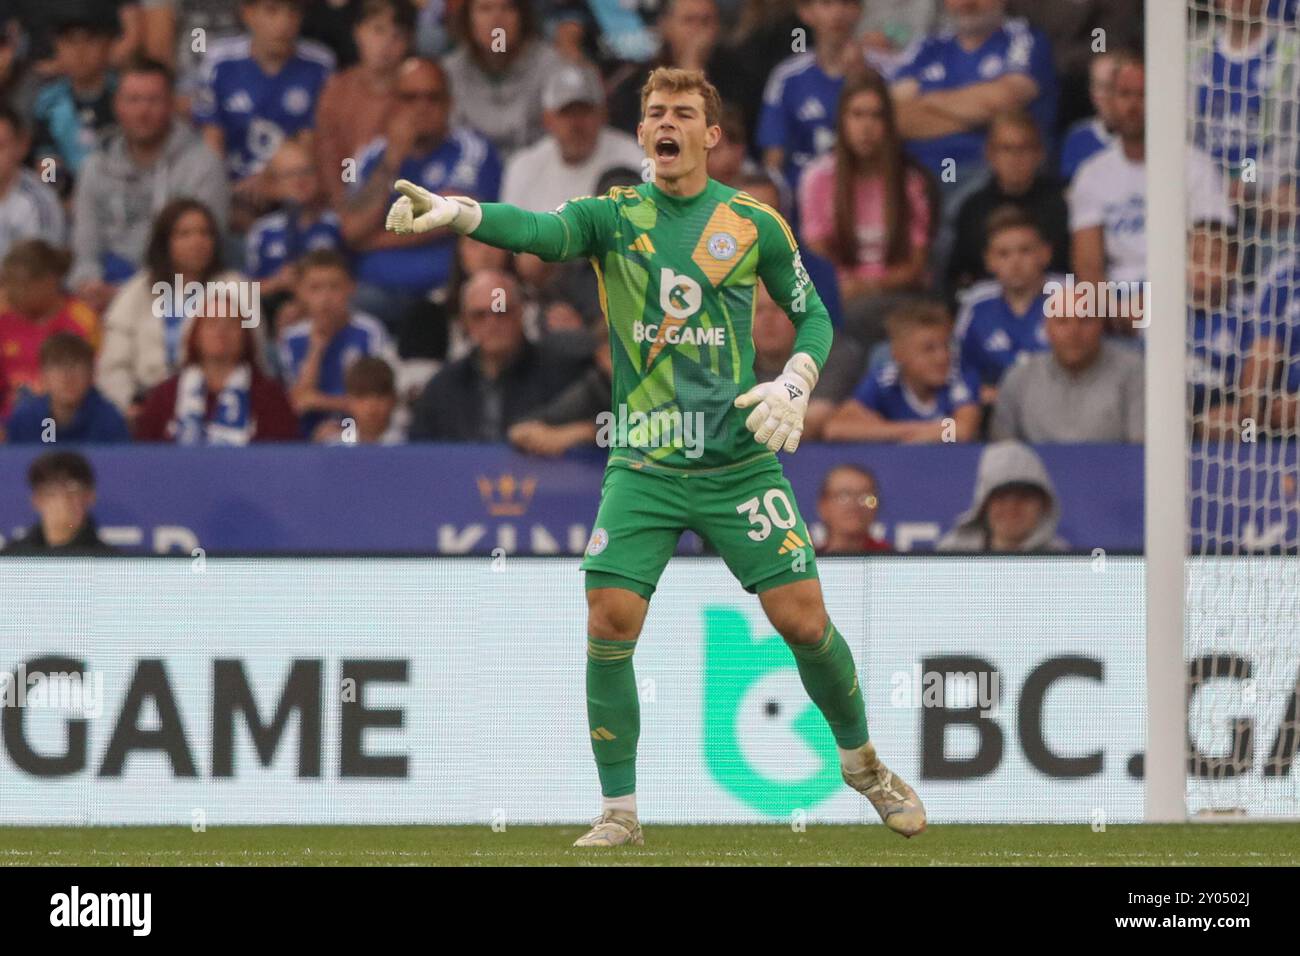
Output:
[
  {"xmin": 500, "ymin": 62, "xmax": 644, "ymax": 215},
  {"xmin": 2, "ymin": 451, "xmax": 117, "ymax": 555},
  {"xmin": 937, "ymin": 440, "xmax": 1070, "ymax": 553}
]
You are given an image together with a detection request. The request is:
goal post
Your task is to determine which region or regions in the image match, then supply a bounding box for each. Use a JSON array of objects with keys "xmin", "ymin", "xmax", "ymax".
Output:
[
  {"xmin": 1145, "ymin": 0, "xmax": 1191, "ymax": 823},
  {"xmin": 1150, "ymin": 0, "xmax": 1300, "ymax": 821}
]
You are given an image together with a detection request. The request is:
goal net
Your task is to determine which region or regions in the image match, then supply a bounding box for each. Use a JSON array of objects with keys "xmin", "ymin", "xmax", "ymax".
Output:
[{"xmin": 1183, "ymin": 0, "xmax": 1300, "ymax": 818}]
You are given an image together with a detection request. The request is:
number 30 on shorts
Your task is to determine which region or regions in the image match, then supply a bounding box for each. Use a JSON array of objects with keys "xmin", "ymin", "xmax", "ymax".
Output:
[{"xmin": 735, "ymin": 489, "xmax": 798, "ymax": 542}]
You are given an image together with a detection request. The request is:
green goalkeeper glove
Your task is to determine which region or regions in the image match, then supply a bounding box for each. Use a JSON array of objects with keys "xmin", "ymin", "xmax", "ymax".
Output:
[{"xmin": 384, "ymin": 179, "xmax": 482, "ymax": 235}]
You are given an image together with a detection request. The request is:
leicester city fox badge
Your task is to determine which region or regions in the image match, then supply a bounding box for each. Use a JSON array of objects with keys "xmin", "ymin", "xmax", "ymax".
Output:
[{"xmin": 707, "ymin": 232, "xmax": 737, "ymax": 261}]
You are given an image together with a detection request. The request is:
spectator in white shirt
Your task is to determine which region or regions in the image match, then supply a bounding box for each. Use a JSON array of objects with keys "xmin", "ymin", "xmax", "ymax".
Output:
[
  {"xmin": 1069, "ymin": 51, "xmax": 1231, "ymax": 332},
  {"xmin": 500, "ymin": 62, "xmax": 644, "ymax": 214}
]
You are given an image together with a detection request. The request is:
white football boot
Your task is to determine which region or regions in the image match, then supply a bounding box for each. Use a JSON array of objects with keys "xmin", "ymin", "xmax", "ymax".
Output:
[
  {"xmin": 842, "ymin": 742, "xmax": 927, "ymax": 837},
  {"xmin": 572, "ymin": 811, "xmax": 644, "ymax": 847}
]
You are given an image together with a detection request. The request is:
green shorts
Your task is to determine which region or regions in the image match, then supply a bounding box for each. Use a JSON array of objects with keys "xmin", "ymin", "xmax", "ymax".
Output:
[{"xmin": 581, "ymin": 455, "xmax": 819, "ymax": 599}]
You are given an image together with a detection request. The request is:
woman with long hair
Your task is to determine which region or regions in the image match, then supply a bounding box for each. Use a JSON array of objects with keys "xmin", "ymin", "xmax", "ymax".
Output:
[
  {"xmin": 95, "ymin": 198, "xmax": 268, "ymax": 418},
  {"xmin": 798, "ymin": 69, "xmax": 935, "ymax": 351}
]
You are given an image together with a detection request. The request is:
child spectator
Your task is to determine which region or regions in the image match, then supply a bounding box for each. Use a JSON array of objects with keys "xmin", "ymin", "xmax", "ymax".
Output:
[
  {"xmin": 31, "ymin": 16, "xmax": 119, "ymax": 188},
  {"xmin": 313, "ymin": 354, "xmax": 405, "ymax": 445},
  {"xmin": 758, "ymin": 0, "xmax": 865, "ymax": 201},
  {"xmin": 954, "ymin": 206, "xmax": 1056, "ymax": 404},
  {"xmin": 314, "ymin": 0, "xmax": 414, "ymax": 205},
  {"xmin": 816, "ymin": 463, "xmax": 891, "ymax": 554},
  {"xmin": 1059, "ymin": 51, "xmax": 1119, "ymax": 183},
  {"xmin": 946, "ymin": 111, "xmax": 1070, "ymax": 297},
  {"xmin": 0, "ymin": 241, "xmax": 98, "ymax": 418},
  {"xmin": 824, "ymin": 302, "xmax": 980, "ymax": 443},
  {"xmin": 245, "ymin": 139, "xmax": 344, "ymax": 319},
  {"xmin": 97, "ymin": 198, "xmax": 266, "ymax": 417},
  {"xmin": 0, "ymin": 106, "xmax": 67, "ymax": 263},
  {"xmin": 937, "ymin": 440, "xmax": 1069, "ymax": 553},
  {"xmin": 278, "ymin": 249, "xmax": 397, "ymax": 437},
  {"xmin": 194, "ymin": 0, "xmax": 335, "ymax": 195},
  {"xmin": 134, "ymin": 312, "xmax": 299, "ymax": 443},
  {"xmin": 2, "ymin": 451, "xmax": 116, "ymax": 554},
  {"xmin": 799, "ymin": 69, "xmax": 933, "ymax": 351},
  {"xmin": 6, "ymin": 333, "xmax": 130, "ymax": 444},
  {"xmin": 990, "ymin": 298, "xmax": 1144, "ymax": 443}
]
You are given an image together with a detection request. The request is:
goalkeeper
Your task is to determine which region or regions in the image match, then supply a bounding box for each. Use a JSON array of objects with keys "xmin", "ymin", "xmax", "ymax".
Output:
[{"xmin": 387, "ymin": 67, "xmax": 925, "ymax": 847}]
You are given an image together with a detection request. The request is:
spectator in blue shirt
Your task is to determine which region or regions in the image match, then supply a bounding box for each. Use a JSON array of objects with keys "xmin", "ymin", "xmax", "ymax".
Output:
[
  {"xmin": 756, "ymin": 0, "xmax": 866, "ymax": 204},
  {"xmin": 954, "ymin": 206, "xmax": 1056, "ymax": 403},
  {"xmin": 340, "ymin": 56, "xmax": 501, "ymax": 331},
  {"xmin": 245, "ymin": 138, "xmax": 344, "ymax": 329},
  {"xmin": 277, "ymin": 249, "xmax": 397, "ymax": 437},
  {"xmin": 1187, "ymin": 220, "xmax": 1250, "ymax": 437},
  {"xmin": 193, "ymin": 0, "xmax": 336, "ymax": 203},
  {"xmin": 890, "ymin": 0, "xmax": 1058, "ymax": 202},
  {"xmin": 31, "ymin": 16, "xmax": 119, "ymax": 189},
  {"xmin": 825, "ymin": 300, "xmax": 981, "ymax": 442},
  {"xmin": 6, "ymin": 333, "xmax": 130, "ymax": 445}
]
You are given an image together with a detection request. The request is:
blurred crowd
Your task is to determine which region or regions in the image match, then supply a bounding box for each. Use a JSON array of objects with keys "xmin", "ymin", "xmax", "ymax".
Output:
[{"xmin": 0, "ymin": 0, "xmax": 1296, "ymax": 552}]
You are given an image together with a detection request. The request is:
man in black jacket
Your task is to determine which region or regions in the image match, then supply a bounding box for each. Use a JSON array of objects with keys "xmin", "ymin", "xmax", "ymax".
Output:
[
  {"xmin": 946, "ymin": 111, "xmax": 1072, "ymax": 302},
  {"xmin": 3, "ymin": 450, "xmax": 116, "ymax": 554},
  {"xmin": 409, "ymin": 269, "xmax": 586, "ymax": 441}
]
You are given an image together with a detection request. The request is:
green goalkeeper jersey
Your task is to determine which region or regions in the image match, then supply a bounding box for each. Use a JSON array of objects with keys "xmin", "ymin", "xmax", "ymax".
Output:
[{"xmin": 469, "ymin": 178, "xmax": 834, "ymax": 472}]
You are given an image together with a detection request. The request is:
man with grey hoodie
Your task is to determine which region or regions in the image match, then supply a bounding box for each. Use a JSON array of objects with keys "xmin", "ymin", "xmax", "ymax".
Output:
[
  {"xmin": 937, "ymin": 440, "xmax": 1070, "ymax": 553},
  {"xmin": 69, "ymin": 57, "xmax": 230, "ymax": 312}
]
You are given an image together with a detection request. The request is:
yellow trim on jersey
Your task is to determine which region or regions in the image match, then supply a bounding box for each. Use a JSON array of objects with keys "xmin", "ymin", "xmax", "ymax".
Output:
[
  {"xmin": 590, "ymin": 255, "xmax": 610, "ymax": 325},
  {"xmin": 732, "ymin": 192, "xmax": 797, "ymax": 250}
]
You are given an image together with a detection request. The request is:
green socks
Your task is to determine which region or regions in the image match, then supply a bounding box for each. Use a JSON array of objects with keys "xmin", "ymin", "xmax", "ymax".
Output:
[
  {"xmin": 586, "ymin": 625, "xmax": 866, "ymax": 797},
  {"xmin": 789, "ymin": 622, "xmax": 870, "ymax": 750},
  {"xmin": 586, "ymin": 637, "xmax": 640, "ymax": 797}
]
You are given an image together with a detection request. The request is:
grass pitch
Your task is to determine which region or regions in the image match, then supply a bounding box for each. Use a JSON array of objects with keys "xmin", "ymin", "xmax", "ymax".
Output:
[{"xmin": 3, "ymin": 823, "xmax": 1300, "ymax": 866}]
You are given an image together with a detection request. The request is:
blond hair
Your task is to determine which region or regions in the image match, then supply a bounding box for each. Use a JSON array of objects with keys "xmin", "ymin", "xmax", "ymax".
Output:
[{"xmin": 640, "ymin": 66, "xmax": 722, "ymax": 128}]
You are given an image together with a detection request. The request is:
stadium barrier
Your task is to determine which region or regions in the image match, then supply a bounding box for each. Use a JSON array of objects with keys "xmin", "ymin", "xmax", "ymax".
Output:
[{"xmin": 0, "ymin": 444, "xmax": 1144, "ymax": 554}]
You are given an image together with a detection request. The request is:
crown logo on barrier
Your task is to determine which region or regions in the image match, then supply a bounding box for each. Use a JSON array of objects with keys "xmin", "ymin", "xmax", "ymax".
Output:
[{"xmin": 477, "ymin": 474, "xmax": 538, "ymax": 517}]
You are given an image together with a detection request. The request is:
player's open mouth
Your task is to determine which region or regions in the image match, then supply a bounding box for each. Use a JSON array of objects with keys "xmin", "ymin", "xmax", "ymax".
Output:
[{"xmin": 655, "ymin": 138, "xmax": 680, "ymax": 160}]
